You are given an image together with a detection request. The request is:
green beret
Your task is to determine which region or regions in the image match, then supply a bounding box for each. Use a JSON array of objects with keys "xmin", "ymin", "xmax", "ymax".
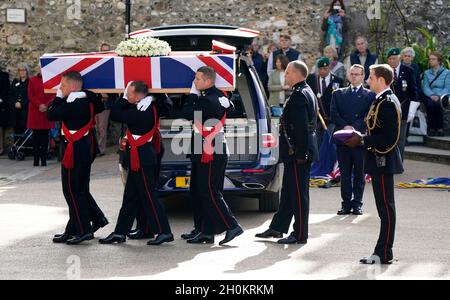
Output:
[
  {"xmin": 386, "ymin": 47, "xmax": 401, "ymax": 58},
  {"xmin": 317, "ymin": 57, "xmax": 331, "ymax": 68}
]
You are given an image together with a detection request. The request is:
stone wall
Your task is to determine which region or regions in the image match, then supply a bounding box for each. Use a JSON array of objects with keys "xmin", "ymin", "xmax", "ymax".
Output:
[
  {"xmin": 1, "ymin": 0, "xmax": 449, "ymax": 129},
  {"xmin": 1, "ymin": 0, "xmax": 449, "ymax": 70}
]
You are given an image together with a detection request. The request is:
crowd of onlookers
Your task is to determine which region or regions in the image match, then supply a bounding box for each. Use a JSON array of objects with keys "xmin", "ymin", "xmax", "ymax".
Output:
[{"xmin": 244, "ymin": 0, "xmax": 449, "ymax": 139}]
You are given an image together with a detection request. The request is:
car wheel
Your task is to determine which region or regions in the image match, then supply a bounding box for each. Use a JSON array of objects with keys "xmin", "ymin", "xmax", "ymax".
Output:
[{"xmin": 258, "ymin": 190, "xmax": 280, "ymax": 212}]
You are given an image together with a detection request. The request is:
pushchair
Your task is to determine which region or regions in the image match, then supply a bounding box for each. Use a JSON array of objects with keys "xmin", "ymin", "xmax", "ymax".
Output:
[
  {"xmin": 8, "ymin": 129, "xmax": 33, "ymax": 161},
  {"xmin": 7, "ymin": 127, "xmax": 60, "ymax": 161}
]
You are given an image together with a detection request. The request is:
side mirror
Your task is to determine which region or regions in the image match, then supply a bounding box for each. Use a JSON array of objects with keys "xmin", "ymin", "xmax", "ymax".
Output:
[
  {"xmin": 271, "ymin": 106, "xmax": 283, "ymax": 117},
  {"xmin": 441, "ymin": 94, "xmax": 449, "ymax": 111}
]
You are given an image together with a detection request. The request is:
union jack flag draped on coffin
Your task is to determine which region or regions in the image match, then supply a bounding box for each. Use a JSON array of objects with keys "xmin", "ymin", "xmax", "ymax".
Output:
[{"xmin": 40, "ymin": 51, "xmax": 236, "ymax": 93}]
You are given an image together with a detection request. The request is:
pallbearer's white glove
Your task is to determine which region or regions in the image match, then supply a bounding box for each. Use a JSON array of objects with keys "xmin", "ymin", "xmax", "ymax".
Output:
[
  {"xmin": 67, "ymin": 92, "xmax": 86, "ymax": 103},
  {"xmin": 190, "ymin": 82, "xmax": 200, "ymax": 96},
  {"xmin": 219, "ymin": 96, "xmax": 230, "ymax": 109},
  {"xmin": 137, "ymin": 96, "xmax": 153, "ymax": 111},
  {"xmin": 56, "ymin": 88, "xmax": 64, "ymax": 98},
  {"xmin": 407, "ymin": 101, "xmax": 420, "ymax": 123},
  {"xmin": 123, "ymin": 81, "xmax": 133, "ymax": 100}
]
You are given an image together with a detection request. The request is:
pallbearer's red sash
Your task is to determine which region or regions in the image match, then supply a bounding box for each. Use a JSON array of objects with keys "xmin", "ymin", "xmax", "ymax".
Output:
[
  {"xmin": 126, "ymin": 105, "xmax": 159, "ymax": 172},
  {"xmin": 61, "ymin": 104, "xmax": 94, "ymax": 169},
  {"xmin": 194, "ymin": 112, "xmax": 226, "ymax": 164}
]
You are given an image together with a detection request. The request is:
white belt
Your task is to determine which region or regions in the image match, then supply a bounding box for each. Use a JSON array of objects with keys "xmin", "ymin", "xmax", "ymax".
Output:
[
  {"xmin": 61, "ymin": 130, "xmax": 89, "ymax": 137},
  {"xmin": 130, "ymin": 134, "xmax": 153, "ymax": 143}
]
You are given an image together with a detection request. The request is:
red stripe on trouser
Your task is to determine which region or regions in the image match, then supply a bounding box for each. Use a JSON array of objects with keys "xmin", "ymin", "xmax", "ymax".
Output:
[
  {"xmin": 208, "ymin": 163, "xmax": 231, "ymax": 230},
  {"xmin": 141, "ymin": 169, "xmax": 162, "ymax": 233},
  {"xmin": 44, "ymin": 57, "xmax": 103, "ymax": 89},
  {"xmin": 67, "ymin": 169, "xmax": 84, "ymax": 235},
  {"xmin": 381, "ymin": 175, "xmax": 391, "ymax": 262},
  {"xmin": 123, "ymin": 57, "xmax": 152, "ymax": 88},
  {"xmin": 293, "ymin": 163, "xmax": 303, "ymax": 241}
]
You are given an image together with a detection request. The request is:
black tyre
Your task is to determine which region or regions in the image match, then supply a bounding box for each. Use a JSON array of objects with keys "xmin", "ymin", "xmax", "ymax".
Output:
[
  {"xmin": 8, "ymin": 150, "xmax": 16, "ymax": 160},
  {"xmin": 16, "ymin": 151, "xmax": 25, "ymax": 161}
]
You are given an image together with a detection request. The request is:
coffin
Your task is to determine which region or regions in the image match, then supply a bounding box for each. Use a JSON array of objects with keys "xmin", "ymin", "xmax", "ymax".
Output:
[{"xmin": 40, "ymin": 51, "xmax": 236, "ymax": 94}]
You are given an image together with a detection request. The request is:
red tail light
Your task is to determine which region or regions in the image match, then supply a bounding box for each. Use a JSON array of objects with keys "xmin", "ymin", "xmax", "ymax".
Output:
[{"xmin": 262, "ymin": 133, "xmax": 277, "ymax": 148}]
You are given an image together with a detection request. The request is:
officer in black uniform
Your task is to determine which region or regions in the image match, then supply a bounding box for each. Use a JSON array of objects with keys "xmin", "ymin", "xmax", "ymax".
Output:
[
  {"xmin": 256, "ymin": 61, "xmax": 319, "ymax": 244},
  {"xmin": 100, "ymin": 81, "xmax": 173, "ymax": 246},
  {"xmin": 386, "ymin": 48, "xmax": 419, "ymax": 160},
  {"xmin": 47, "ymin": 71, "xmax": 106, "ymax": 245},
  {"xmin": 307, "ymin": 57, "xmax": 344, "ymax": 148},
  {"xmin": 346, "ymin": 64, "xmax": 404, "ymax": 264},
  {"xmin": 180, "ymin": 66, "xmax": 243, "ymax": 245},
  {"xmin": 127, "ymin": 92, "xmax": 173, "ymax": 240}
]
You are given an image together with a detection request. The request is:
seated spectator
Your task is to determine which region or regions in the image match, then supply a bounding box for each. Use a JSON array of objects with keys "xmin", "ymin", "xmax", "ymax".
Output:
[
  {"xmin": 268, "ymin": 54, "xmax": 290, "ymax": 107},
  {"xmin": 401, "ymin": 47, "xmax": 421, "ymax": 92},
  {"xmin": 312, "ymin": 45, "xmax": 346, "ymax": 81},
  {"xmin": 422, "ymin": 51, "xmax": 450, "ymax": 136},
  {"xmin": 344, "ymin": 36, "xmax": 378, "ymax": 81}
]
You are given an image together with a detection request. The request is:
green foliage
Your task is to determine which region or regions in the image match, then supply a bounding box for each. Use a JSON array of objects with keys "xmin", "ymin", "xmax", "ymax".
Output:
[{"xmin": 411, "ymin": 27, "xmax": 450, "ymax": 72}]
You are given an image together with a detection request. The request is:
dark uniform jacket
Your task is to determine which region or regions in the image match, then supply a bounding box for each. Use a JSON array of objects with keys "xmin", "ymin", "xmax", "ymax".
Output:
[
  {"xmin": 330, "ymin": 86, "xmax": 375, "ymax": 145},
  {"xmin": 111, "ymin": 94, "xmax": 171, "ymax": 168},
  {"xmin": 10, "ymin": 79, "xmax": 29, "ymax": 129},
  {"xmin": 307, "ymin": 73, "xmax": 344, "ymax": 122},
  {"xmin": 280, "ymin": 81, "xmax": 319, "ymax": 163},
  {"xmin": 182, "ymin": 86, "xmax": 231, "ymax": 163},
  {"xmin": 363, "ymin": 90, "xmax": 404, "ymax": 175},
  {"xmin": 47, "ymin": 90, "xmax": 104, "ymax": 165},
  {"xmin": 0, "ymin": 70, "xmax": 11, "ymax": 127},
  {"xmin": 391, "ymin": 64, "xmax": 418, "ymax": 121}
]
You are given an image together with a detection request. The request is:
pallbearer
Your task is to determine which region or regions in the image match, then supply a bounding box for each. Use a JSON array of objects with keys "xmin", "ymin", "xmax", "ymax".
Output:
[
  {"xmin": 181, "ymin": 66, "xmax": 243, "ymax": 245},
  {"xmin": 100, "ymin": 81, "xmax": 173, "ymax": 246}
]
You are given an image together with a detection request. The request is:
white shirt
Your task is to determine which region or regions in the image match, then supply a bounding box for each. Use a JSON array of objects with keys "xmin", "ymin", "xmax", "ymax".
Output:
[
  {"xmin": 320, "ymin": 73, "xmax": 331, "ymax": 93},
  {"xmin": 350, "ymin": 84, "xmax": 363, "ymax": 93},
  {"xmin": 376, "ymin": 88, "xmax": 392, "ymax": 99},
  {"xmin": 393, "ymin": 64, "xmax": 400, "ymax": 79}
]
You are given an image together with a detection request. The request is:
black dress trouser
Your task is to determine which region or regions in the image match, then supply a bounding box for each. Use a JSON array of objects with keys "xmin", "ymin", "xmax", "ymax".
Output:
[
  {"xmin": 270, "ymin": 161, "xmax": 311, "ymax": 242},
  {"xmin": 371, "ymin": 173, "xmax": 396, "ymax": 263},
  {"xmin": 115, "ymin": 166, "xmax": 171, "ymax": 235},
  {"xmin": 189, "ymin": 158, "xmax": 238, "ymax": 235}
]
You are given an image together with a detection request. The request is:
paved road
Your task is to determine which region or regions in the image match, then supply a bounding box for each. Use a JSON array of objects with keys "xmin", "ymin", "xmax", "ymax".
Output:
[{"xmin": 0, "ymin": 154, "xmax": 449, "ymax": 280}]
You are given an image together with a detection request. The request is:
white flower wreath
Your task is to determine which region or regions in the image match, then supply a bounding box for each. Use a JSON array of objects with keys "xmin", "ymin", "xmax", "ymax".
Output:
[{"xmin": 115, "ymin": 37, "xmax": 171, "ymax": 57}]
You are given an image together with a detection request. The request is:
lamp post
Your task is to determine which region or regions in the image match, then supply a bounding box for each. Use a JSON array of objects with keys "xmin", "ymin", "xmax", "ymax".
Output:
[{"xmin": 125, "ymin": 0, "xmax": 131, "ymax": 39}]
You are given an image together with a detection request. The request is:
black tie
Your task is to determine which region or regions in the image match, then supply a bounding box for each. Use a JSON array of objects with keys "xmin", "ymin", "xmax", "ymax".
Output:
[
  {"xmin": 353, "ymin": 87, "xmax": 358, "ymax": 93},
  {"xmin": 322, "ymin": 78, "xmax": 327, "ymax": 96},
  {"xmin": 394, "ymin": 69, "xmax": 398, "ymax": 82}
]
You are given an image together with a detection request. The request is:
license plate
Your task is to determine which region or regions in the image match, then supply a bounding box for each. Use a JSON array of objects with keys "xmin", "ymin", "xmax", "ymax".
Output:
[{"xmin": 176, "ymin": 176, "xmax": 190, "ymax": 188}]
